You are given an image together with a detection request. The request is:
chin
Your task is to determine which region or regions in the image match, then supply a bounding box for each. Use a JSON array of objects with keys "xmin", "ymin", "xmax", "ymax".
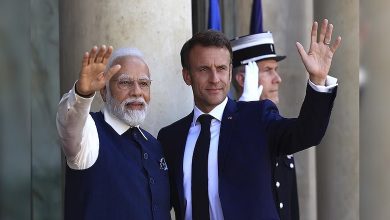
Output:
[
  {"xmin": 271, "ymin": 98, "xmax": 279, "ymax": 104},
  {"xmin": 211, "ymin": 96, "xmax": 225, "ymax": 105}
]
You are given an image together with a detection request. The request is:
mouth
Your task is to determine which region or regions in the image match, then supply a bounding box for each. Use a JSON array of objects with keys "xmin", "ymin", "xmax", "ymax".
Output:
[
  {"xmin": 206, "ymin": 88, "xmax": 223, "ymax": 94},
  {"xmin": 125, "ymin": 102, "xmax": 145, "ymax": 110}
]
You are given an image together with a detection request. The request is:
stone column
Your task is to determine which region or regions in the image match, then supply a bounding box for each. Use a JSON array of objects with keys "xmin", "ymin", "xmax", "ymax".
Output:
[
  {"xmin": 314, "ymin": 1, "xmax": 359, "ymax": 220},
  {"xmin": 59, "ymin": 0, "xmax": 194, "ymax": 137},
  {"xmin": 262, "ymin": 1, "xmax": 317, "ymax": 220},
  {"xmin": 32, "ymin": 0, "xmax": 62, "ymax": 218},
  {"xmin": 1, "ymin": 0, "xmax": 33, "ymax": 219},
  {"xmin": 360, "ymin": 0, "xmax": 390, "ymax": 219}
]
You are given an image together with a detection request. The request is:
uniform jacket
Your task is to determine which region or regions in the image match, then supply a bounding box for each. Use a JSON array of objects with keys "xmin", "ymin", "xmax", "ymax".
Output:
[{"xmin": 273, "ymin": 155, "xmax": 299, "ymax": 220}]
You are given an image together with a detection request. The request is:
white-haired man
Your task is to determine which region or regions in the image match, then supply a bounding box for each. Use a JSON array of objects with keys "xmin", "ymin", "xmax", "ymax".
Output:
[{"xmin": 56, "ymin": 45, "xmax": 170, "ymax": 220}]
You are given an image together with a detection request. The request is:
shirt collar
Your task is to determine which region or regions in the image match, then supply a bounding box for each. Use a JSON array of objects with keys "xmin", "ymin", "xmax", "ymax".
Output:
[
  {"xmin": 192, "ymin": 97, "xmax": 228, "ymax": 126},
  {"xmin": 102, "ymin": 106, "xmax": 131, "ymax": 135},
  {"xmin": 102, "ymin": 106, "xmax": 148, "ymax": 140}
]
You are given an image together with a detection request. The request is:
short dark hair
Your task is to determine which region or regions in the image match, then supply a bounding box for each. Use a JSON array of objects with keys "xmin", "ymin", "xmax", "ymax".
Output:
[{"xmin": 180, "ymin": 30, "xmax": 233, "ymax": 70}]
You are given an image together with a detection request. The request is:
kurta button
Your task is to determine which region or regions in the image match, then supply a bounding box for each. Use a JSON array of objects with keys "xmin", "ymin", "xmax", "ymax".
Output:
[
  {"xmin": 276, "ymin": 181, "xmax": 280, "ymax": 188},
  {"xmin": 143, "ymin": 153, "xmax": 149, "ymax": 160},
  {"xmin": 150, "ymin": 177, "xmax": 155, "ymax": 184},
  {"xmin": 279, "ymin": 202, "xmax": 284, "ymax": 209},
  {"xmin": 276, "ymin": 162, "xmax": 279, "ymax": 167},
  {"xmin": 290, "ymin": 163, "xmax": 294, "ymax": 168}
]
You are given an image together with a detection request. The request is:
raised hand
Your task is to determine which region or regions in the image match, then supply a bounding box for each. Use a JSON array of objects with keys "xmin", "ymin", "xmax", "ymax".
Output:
[
  {"xmin": 76, "ymin": 45, "xmax": 121, "ymax": 96},
  {"xmin": 296, "ymin": 19, "xmax": 342, "ymax": 85},
  {"xmin": 239, "ymin": 61, "xmax": 263, "ymax": 101}
]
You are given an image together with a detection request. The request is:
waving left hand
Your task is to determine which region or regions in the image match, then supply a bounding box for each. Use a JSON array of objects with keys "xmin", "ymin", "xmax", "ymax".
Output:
[{"xmin": 296, "ymin": 19, "xmax": 342, "ymax": 85}]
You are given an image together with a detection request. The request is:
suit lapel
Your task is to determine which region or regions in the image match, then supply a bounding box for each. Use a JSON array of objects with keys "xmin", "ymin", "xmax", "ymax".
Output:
[{"xmin": 218, "ymin": 98, "xmax": 238, "ymax": 174}]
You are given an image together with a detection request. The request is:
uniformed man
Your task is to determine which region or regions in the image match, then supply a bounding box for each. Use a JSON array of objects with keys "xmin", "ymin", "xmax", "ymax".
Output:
[
  {"xmin": 56, "ymin": 45, "xmax": 171, "ymax": 220},
  {"xmin": 231, "ymin": 32, "xmax": 299, "ymax": 220}
]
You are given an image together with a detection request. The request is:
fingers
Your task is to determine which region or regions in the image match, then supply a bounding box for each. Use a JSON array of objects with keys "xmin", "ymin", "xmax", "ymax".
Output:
[
  {"xmin": 95, "ymin": 45, "xmax": 107, "ymax": 63},
  {"xmin": 243, "ymin": 61, "xmax": 258, "ymax": 89},
  {"xmin": 319, "ymin": 19, "xmax": 328, "ymax": 43},
  {"xmin": 296, "ymin": 42, "xmax": 307, "ymax": 61},
  {"xmin": 81, "ymin": 52, "xmax": 89, "ymax": 67},
  {"xmin": 257, "ymin": 85, "xmax": 263, "ymax": 98},
  {"xmin": 310, "ymin": 21, "xmax": 318, "ymax": 47},
  {"xmin": 102, "ymin": 46, "xmax": 114, "ymax": 65},
  {"xmin": 88, "ymin": 46, "xmax": 98, "ymax": 65},
  {"xmin": 324, "ymin": 23, "xmax": 333, "ymax": 45},
  {"xmin": 250, "ymin": 61, "xmax": 258, "ymax": 72},
  {"xmin": 330, "ymin": 36, "xmax": 342, "ymax": 54},
  {"xmin": 85, "ymin": 45, "xmax": 113, "ymax": 66},
  {"xmin": 247, "ymin": 61, "xmax": 259, "ymax": 79},
  {"xmin": 245, "ymin": 63, "xmax": 250, "ymax": 76},
  {"xmin": 311, "ymin": 19, "xmax": 338, "ymax": 49},
  {"xmin": 105, "ymin": 64, "xmax": 121, "ymax": 82}
]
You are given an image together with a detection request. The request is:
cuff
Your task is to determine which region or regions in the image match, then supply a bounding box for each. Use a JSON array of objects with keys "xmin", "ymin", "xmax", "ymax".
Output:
[
  {"xmin": 308, "ymin": 75, "xmax": 338, "ymax": 93},
  {"xmin": 69, "ymin": 82, "xmax": 96, "ymax": 107}
]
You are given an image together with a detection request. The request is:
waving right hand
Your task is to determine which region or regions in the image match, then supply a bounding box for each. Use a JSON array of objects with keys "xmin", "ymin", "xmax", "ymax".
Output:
[
  {"xmin": 239, "ymin": 61, "xmax": 263, "ymax": 102},
  {"xmin": 76, "ymin": 45, "xmax": 121, "ymax": 96}
]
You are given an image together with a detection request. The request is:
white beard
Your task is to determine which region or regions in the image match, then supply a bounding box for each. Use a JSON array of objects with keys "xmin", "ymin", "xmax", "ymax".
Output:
[{"xmin": 105, "ymin": 90, "xmax": 148, "ymax": 127}]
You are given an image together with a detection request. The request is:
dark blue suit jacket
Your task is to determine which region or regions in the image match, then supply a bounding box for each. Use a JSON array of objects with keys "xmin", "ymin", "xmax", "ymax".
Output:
[{"xmin": 158, "ymin": 85, "xmax": 336, "ymax": 220}]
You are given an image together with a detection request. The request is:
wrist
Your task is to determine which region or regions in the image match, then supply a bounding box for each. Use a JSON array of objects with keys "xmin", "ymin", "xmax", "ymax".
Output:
[
  {"xmin": 309, "ymin": 76, "xmax": 326, "ymax": 86},
  {"xmin": 75, "ymin": 81, "xmax": 94, "ymax": 98}
]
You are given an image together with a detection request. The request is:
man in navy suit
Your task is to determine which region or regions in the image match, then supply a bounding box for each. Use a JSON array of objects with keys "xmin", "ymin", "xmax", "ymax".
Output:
[{"xmin": 158, "ymin": 19, "xmax": 341, "ymax": 220}]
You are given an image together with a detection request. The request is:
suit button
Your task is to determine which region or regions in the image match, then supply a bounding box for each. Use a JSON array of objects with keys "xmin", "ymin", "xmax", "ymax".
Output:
[
  {"xmin": 143, "ymin": 153, "xmax": 149, "ymax": 160},
  {"xmin": 276, "ymin": 181, "xmax": 280, "ymax": 188},
  {"xmin": 276, "ymin": 162, "xmax": 279, "ymax": 167},
  {"xmin": 150, "ymin": 177, "xmax": 155, "ymax": 184},
  {"xmin": 279, "ymin": 202, "xmax": 284, "ymax": 209},
  {"xmin": 290, "ymin": 163, "xmax": 294, "ymax": 168}
]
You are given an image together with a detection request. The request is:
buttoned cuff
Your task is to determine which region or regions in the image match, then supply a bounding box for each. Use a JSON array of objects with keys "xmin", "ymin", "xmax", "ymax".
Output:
[{"xmin": 308, "ymin": 75, "xmax": 338, "ymax": 93}]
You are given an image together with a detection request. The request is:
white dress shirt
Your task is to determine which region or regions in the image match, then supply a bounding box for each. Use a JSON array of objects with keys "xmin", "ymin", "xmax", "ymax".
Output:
[
  {"xmin": 183, "ymin": 97, "xmax": 227, "ymax": 220},
  {"xmin": 56, "ymin": 83, "xmax": 145, "ymax": 170},
  {"xmin": 182, "ymin": 77, "xmax": 337, "ymax": 220}
]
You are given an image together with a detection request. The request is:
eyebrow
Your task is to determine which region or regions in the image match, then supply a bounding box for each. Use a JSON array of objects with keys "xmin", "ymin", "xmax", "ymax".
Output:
[
  {"xmin": 263, "ymin": 65, "xmax": 277, "ymax": 70},
  {"xmin": 197, "ymin": 65, "xmax": 210, "ymax": 69},
  {"xmin": 217, "ymin": 65, "xmax": 228, "ymax": 69},
  {"xmin": 116, "ymin": 73, "xmax": 151, "ymax": 80}
]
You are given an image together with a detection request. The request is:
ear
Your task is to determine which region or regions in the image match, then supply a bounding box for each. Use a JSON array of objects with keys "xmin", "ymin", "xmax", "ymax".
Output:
[
  {"xmin": 235, "ymin": 72, "xmax": 245, "ymax": 88},
  {"xmin": 100, "ymin": 86, "xmax": 107, "ymax": 102},
  {"xmin": 182, "ymin": 68, "xmax": 192, "ymax": 86}
]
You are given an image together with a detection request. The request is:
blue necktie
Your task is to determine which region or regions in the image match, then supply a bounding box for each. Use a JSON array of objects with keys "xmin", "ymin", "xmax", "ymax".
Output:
[{"xmin": 192, "ymin": 114, "xmax": 213, "ymax": 220}]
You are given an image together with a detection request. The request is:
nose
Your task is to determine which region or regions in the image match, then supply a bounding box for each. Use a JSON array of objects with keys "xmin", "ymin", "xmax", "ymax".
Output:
[
  {"xmin": 209, "ymin": 68, "xmax": 219, "ymax": 83},
  {"xmin": 129, "ymin": 82, "xmax": 143, "ymax": 97},
  {"xmin": 273, "ymin": 71, "xmax": 282, "ymax": 84}
]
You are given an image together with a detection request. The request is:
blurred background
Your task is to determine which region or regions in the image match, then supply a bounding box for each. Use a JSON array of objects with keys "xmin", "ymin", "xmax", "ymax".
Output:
[{"xmin": 0, "ymin": 0, "xmax": 385, "ymax": 219}]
